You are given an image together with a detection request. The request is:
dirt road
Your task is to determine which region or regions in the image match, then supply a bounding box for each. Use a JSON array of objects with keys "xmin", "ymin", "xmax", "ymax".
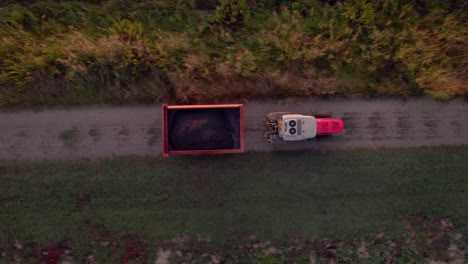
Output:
[{"xmin": 1, "ymin": 98, "xmax": 467, "ymax": 160}]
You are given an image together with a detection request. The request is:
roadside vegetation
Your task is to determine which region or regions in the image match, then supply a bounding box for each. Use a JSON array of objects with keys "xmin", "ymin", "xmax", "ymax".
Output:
[
  {"xmin": 0, "ymin": 146, "xmax": 467, "ymax": 262},
  {"xmin": 0, "ymin": 0, "xmax": 466, "ymax": 107}
]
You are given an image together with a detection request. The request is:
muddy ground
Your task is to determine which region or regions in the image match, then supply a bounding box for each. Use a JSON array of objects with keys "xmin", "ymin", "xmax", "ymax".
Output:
[{"xmin": 0, "ymin": 98, "xmax": 467, "ymax": 160}]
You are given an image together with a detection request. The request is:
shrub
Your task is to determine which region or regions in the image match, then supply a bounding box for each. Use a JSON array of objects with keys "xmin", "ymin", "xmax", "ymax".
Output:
[
  {"xmin": 0, "ymin": 0, "xmax": 466, "ymax": 107},
  {"xmin": 109, "ymin": 19, "xmax": 144, "ymax": 43},
  {"xmin": 342, "ymin": 0, "xmax": 376, "ymax": 27},
  {"xmin": 395, "ymin": 12, "xmax": 467, "ymax": 99},
  {"xmin": 1, "ymin": 4, "xmax": 38, "ymax": 28},
  {"xmin": 215, "ymin": 0, "xmax": 248, "ymax": 29}
]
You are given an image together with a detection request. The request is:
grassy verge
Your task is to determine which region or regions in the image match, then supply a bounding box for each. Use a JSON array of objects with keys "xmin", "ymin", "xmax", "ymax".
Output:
[
  {"xmin": 0, "ymin": 146, "xmax": 467, "ymax": 262},
  {"xmin": 0, "ymin": 0, "xmax": 466, "ymax": 107}
]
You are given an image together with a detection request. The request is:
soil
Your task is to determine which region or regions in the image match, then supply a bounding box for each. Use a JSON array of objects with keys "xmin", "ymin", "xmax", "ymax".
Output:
[
  {"xmin": 122, "ymin": 235, "xmax": 148, "ymax": 264},
  {"xmin": 85, "ymin": 221, "xmax": 117, "ymax": 246},
  {"xmin": 168, "ymin": 109, "xmax": 236, "ymax": 150},
  {"xmin": 1, "ymin": 221, "xmax": 463, "ymax": 263},
  {"xmin": 0, "ymin": 98, "xmax": 467, "ymax": 160},
  {"xmin": 41, "ymin": 242, "xmax": 70, "ymax": 264}
]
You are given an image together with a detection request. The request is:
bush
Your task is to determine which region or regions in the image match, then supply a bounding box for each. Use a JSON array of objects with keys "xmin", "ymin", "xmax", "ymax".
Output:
[
  {"xmin": 109, "ymin": 18, "xmax": 144, "ymax": 42},
  {"xmin": 0, "ymin": 0, "xmax": 466, "ymax": 107},
  {"xmin": 215, "ymin": 0, "xmax": 248, "ymax": 29},
  {"xmin": 342, "ymin": 0, "xmax": 376, "ymax": 27},
  {"xmin": 1, "ymin": 4, "xmax": 38, "ymax": 28}
]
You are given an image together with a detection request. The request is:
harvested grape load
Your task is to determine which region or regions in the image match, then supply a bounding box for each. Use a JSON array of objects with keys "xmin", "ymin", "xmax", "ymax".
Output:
[{"xmin": 168, "ymin": 109, "xmax": 240, "ymax": 150}]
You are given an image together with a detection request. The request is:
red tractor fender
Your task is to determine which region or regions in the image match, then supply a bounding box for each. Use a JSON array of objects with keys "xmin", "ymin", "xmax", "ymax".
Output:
[{"xmin": 316, "ymin": 118, "xmax": 344, "ymax": 135}]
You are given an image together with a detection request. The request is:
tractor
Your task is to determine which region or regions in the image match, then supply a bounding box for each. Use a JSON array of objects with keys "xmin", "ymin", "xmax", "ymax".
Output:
[{"xmin": 264, "ymin": 112, "xmax": 344, "ymax": 143}]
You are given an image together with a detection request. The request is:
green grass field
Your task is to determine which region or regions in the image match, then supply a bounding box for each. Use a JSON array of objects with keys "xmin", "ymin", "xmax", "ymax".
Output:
[{"xmin": 1, "ymin": 146, "xmax": 466, "ymax": 246}]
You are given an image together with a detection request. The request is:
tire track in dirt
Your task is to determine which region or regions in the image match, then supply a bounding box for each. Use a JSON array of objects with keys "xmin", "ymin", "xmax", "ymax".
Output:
[
  {"xmin": 394, "ymin": 111, "xmax": 413, "ymax": 139},
  {"xmin": 0, "ymin": 98, "xmax": 467, "ymax": 160},
  {"xmin": 367, "ymin": 112, "xmax": 386, "ymax": 141},
  {"xmin": 340, "ymin": 112, "xmax": 363, "ymax": 139}
]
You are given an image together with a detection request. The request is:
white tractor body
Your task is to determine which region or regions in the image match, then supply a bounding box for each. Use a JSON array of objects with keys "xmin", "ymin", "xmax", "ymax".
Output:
[{"xmin": 278, "ymin": 114, "xmax": 317, "ymax": 141}]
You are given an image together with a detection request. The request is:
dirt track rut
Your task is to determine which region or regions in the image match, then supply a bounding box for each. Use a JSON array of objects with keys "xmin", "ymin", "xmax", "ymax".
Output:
[{"xmin": 1, "ymin": 98, "xmax": 467, "ymax": 160}]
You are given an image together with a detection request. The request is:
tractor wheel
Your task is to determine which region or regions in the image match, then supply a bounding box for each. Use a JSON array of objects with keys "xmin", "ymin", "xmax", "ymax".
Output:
[{"xmin": 312, "ymin": 111, "xmax": 332, "ymax": 118}]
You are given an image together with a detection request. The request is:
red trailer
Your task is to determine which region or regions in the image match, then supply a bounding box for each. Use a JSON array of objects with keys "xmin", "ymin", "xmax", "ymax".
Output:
[{"xmin": 162, "ymin": 104, "xmax": 244, "ymax": 157}]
